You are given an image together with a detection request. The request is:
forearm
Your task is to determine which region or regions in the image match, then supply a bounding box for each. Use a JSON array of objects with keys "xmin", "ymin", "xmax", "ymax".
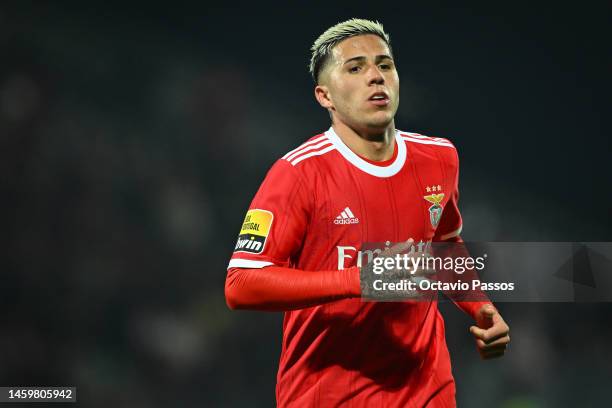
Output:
[
  {"xmin": 225, "ymin": 265, "xmax": 361, "ymax": 311},
  {"xmin": 455, "ymin": 299, "xmax": 493, "ymax": 319},
  {"xmin": 434, "ymin": 236, "xmax": 492, "ymax": 319}
]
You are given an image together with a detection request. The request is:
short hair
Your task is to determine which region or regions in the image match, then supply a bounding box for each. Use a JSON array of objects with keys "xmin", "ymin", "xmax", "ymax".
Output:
[{"xmin": 309, "ymin": 18, "xmax": 392, "ymax": 84}]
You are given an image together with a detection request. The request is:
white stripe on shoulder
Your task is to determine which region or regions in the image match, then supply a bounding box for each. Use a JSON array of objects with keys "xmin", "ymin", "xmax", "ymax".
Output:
[
  {"xmin": 281, "ymin": 134, "xmax": 329, "ymax": 160},
  {"xmin": 400, "ymin": 131, "xmax": 454, "ymax": 146},
  {"xmin": 401, "ymin": 136, "xmax": 454, "ymax": 148},
  {"xmin": 403, "ymin": 132, "xmax": 430, "ymax": 139},
  {"xmin": 285, "ymin": 139, "xmax": 333, "ymax": 161},
  {"xmin": 290, "ymin": 145, "xmax": 335, "ymax": 166},
  {"xmin": 227, "ymin": 259, "xmax": 274, "ymax": 269},
  {"xmin": 440, "ymin": 224, "xmax": 463, "ymax": 241}
]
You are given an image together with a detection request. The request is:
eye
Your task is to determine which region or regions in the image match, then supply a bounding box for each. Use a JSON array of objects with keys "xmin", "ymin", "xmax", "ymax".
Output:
[
  {"xmin": 349, "ymin": 66, "xmax": 361, "ymax": 73},
  {"xmin": 379, "ymin": 63, "xmax": 392, "ymax": 70}
]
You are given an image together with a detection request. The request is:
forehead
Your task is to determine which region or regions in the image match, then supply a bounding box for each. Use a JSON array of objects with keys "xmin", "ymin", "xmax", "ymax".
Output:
[{"xmin": 331, "ymin": 34, "xmax": 391, "ymax": 62}]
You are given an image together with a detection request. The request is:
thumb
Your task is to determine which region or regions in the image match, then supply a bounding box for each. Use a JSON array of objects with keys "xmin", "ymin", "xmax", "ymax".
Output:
[
  {"xmin": 469, "ymin": 325, "xmax": 486, "ymax": 339},
  {"xmin": 483, "ymin": 304, "xmax": 496, "ymax": 317},
  {"xmin": 478, "ymin": 304, "xmax": 496, "ymax": 328},
  {"xmin": 383, "ymin": 238, "xmax": 414, "ymax": 257}
]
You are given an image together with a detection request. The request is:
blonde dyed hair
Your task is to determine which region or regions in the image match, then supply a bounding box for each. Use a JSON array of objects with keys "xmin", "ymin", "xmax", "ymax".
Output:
[{"xmin": 309, "ymin": 18, "xmax": 392, "ymax": 83}]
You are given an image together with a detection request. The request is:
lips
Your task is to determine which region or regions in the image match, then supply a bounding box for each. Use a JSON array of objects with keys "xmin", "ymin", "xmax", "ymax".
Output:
[{"xmin": 368, "ymin": 91, "xmax": 390, "ymax": 106}]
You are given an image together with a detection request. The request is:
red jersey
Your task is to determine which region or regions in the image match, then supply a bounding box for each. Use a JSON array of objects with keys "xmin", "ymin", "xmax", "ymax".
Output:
[{"xmin": 228, "ymin": 127, "xmax": 466, "ymax": 407}]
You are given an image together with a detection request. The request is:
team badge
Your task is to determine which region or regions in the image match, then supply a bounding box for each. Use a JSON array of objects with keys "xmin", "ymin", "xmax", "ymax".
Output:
[
  {"xmin": 423, "ymin": 189, "xmax": 445, "ymax": 228},
  {"xmin": 234, "ymin": 209, "xmax": 273, "ymax": 254}
]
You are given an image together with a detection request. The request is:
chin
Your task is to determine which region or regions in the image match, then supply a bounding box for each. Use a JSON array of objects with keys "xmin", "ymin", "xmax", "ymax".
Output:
[{"xmin": 365, "ymin": 114, "xmax": 394, "ymax": 129}]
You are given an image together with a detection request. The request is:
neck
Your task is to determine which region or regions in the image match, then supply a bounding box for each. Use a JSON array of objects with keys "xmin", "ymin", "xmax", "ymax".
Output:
[{"xmin": 331, "ymin": 120, "xmax": 396, "ymax": 162}]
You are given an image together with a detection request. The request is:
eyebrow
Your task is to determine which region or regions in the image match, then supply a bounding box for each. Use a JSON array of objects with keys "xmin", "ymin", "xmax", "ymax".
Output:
[{"xmin": 343, "ymin": 55, "xmax": 393, "ymax": 65}]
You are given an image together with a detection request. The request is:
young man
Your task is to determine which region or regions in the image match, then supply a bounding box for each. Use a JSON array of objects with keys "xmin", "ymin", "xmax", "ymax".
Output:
[{"xmin": 225, "ymin": 19, "xmax": 510, "ymax": 407}]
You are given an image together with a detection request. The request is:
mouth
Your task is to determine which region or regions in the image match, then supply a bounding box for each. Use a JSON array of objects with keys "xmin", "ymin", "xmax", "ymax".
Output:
[{"xmin": 368, "ymin": 91, "xmax": 390, "ymax": 107}]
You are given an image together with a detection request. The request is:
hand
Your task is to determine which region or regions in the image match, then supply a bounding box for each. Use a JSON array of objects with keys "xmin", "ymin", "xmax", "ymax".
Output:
[
  {"xmin": 359, "ymin": 239, "xmax": 436, "ymax": 300},
  {"xmin": 469, "ymin": 304, "xmax": 510, "ymax": 359}
]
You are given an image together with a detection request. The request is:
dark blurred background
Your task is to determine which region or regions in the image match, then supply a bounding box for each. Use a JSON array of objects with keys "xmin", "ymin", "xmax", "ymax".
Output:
[{"xmin": 1, "ymin": 1, "xmax": 610, "ymax": 407}]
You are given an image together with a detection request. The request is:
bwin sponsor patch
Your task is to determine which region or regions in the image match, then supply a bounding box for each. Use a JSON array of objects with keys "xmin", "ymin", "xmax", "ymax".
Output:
[{"xmin": 234, "ymin": 209, "xmax": 273, "ymax": 254}]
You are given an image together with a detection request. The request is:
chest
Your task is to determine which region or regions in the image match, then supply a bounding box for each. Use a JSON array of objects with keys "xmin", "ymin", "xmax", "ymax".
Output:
[{"xmin": 312, "ymin": 158, "xmax": 452, "ymax": 247}]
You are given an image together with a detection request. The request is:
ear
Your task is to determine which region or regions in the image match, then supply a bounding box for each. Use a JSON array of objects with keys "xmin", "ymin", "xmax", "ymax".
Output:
[{"xmin": 314, "ymin": 85, "xmax": 334, "ymax": 110}]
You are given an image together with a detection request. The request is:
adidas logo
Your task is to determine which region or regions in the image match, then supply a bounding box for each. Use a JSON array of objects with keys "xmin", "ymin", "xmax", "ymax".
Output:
[{"xmin": 334, "ymin": 207, "xmax": 359, "ymax": 225}]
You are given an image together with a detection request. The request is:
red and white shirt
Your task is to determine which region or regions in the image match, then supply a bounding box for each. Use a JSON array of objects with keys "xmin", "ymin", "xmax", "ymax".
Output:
[{"xmin": 229, "ymin": 127, "xmax": 464, "ymax": 407}]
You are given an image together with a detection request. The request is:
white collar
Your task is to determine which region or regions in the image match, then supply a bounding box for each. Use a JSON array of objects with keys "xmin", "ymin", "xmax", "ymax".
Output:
[{"xmin": 326, "ymin": 127, "xmax": 407, "ymax": 178}]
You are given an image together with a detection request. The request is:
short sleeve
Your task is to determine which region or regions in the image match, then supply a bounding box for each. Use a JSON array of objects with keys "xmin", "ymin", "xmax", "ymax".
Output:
[
  {"xmin": 434, "ymin": 147, "xmax": 463, "ymax": 242},
  {"xmin": 228, "ymin": 159, "xmax": 311, "ymax": 269}
]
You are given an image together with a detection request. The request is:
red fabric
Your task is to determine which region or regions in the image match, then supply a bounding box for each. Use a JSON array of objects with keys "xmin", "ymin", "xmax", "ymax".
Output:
[
  {"xmin": 226, "ymin": 129, "xmax": 488, "ymax": 407},
  {"xmin": 457, "ymin": 300, "xmax": 491, "ymax": 319},
  {"xmin": 429, "ymin": 154, "xmax": 492, "ymax": 320},
  {"xmin": 225, "ymin": 265, "xmax": 360, "ymax": 311}
]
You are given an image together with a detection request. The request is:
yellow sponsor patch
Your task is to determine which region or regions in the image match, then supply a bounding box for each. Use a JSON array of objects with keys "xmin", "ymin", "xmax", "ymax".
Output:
[{"xmin": 234, "ymin": 209, "xmax": 273, "ymax": 254}]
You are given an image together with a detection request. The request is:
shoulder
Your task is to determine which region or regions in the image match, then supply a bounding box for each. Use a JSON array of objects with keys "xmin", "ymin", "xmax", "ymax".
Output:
[
  {"xmin": 279, "ymin": 132, "xmax": 336, "ymax": 167},
  {"xmin": 397, "ymin": 129, "xmax": 459, "ymax": 165},
  {"xmin": 397, "ymin": 129, "xmax": 457, "ymax": 150},
  {"xmin": 261, "ymin": 131, "xmax": 334, "ymax": 188}
]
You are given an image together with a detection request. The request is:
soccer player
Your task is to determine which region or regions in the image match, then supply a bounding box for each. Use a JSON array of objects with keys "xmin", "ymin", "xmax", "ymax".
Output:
[{"xmin": 225, "ymin": 18, "xmax": 510, "ymax": 407}]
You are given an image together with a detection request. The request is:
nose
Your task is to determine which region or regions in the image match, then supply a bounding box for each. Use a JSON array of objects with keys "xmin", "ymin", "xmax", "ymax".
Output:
[{"xmin": 367, "ymin": 65, "xmax": 385, "ymax": 86}]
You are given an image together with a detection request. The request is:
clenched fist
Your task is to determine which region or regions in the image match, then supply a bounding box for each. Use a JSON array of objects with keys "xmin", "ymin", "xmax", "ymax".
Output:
[{"xmin": 469, "ymin": 304, "xmax": 510, "ymax": 359}]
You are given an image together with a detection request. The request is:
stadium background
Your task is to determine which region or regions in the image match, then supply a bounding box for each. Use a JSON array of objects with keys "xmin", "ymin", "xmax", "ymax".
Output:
[{"xmin": 1, "ymin": 1, "xmax": 610, "ymax": 406}]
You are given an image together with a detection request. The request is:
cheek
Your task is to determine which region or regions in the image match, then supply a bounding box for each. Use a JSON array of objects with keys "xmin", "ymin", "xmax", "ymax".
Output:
[
  {"xmin": 329, "ymin": 78, "xmax": 361, "ymax": 112},
  {"xmin": 389, "ymin": 74, "xmax": 400, "ymax": 92},
  {"xmin": 343, "ymin": 85, "xmax": 362, "ymax": 107},
  {"xmin": 333, "ymin": 87, "xmax": 355, "ymax": 110}
]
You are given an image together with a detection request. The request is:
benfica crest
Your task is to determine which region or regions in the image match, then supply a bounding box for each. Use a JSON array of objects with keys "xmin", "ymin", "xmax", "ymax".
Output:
[{"xmin": 423, "ymin": 192, "xmax": 445, "ymax": 227}]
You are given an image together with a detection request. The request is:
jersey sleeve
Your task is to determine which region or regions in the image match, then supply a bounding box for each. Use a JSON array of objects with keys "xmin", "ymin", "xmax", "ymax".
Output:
[
  {"xmin": 431, "ymin": 144, "xmax": 492, "ymax": 318},
  {"xmin": 434, "ymin": 146, "xmax": 463, "ymax": 242},
  {"xmin": 228, "ymin": 159, "xmax": 311, "ymax": 269}
]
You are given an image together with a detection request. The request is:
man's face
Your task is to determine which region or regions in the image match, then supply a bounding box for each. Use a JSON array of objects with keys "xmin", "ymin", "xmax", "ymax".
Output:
[{"xmin": 317, "ymin": 34, "xmax": 400, "ymax": 133}]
